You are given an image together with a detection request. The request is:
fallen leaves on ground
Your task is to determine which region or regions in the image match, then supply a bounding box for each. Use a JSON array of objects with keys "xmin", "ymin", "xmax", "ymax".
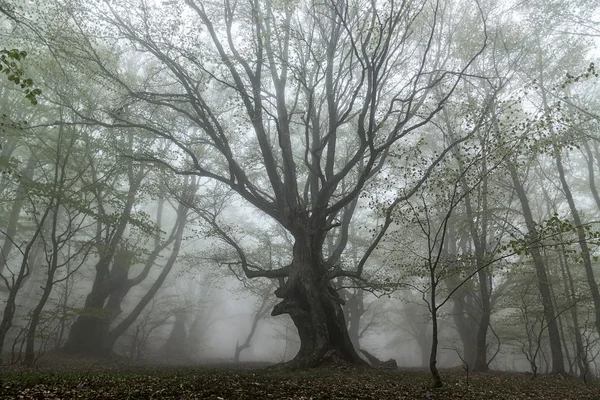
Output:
[{"xmin": 0, "ymin": 363, "xmax": 598, "ymax": 399}]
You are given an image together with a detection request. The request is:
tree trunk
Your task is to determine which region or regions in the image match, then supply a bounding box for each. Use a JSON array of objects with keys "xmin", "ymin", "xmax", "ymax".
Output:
[
  {"xmin": 473, "ymin": 274, "xmax": 491, "ymax": 372},
  {"xmin": 63, "ymin": 291, "xmax": 112, "ymax": 356},
  {"xmin": 163, "ymin": 312, "xmax": 188, "ymax": 359},
  {"xmin": 445, "ymin": 208, "xmax": 481, "ymax": 369},
  {"xmin": 583, "ymin": 141, "xmax": 600, "ymax": 210},
  {"xmin": 64, "ymin": 176, "xmax": 193, "ymax": 357},
  {"xmin": 23, "ymin": 266, "xmax": 56, "ymax": 366},
  {"xmin": 104, "ymin": 197, "xmax": 191, "ymax": 351},
  {"xmin": 460, "ymin": 155, "xmax": 491, "ymax": 372},
  {"xmin": 63, "ymin": 248, "xmax": 135, "ymax": 356},
  {"xmin": 559, "ymin": 237, "xmax": 590, "ymax": 378},
  {"xmin": 341, "ymin": 288, "xmax": 363, "ymax": 352},
  {"xmin": 0, "ymin": 156, "xmax": 36, "ymax": 276},
  {"xmin": 0, "ymin": 136, "xmax": 19, "ymax": 191},
  {"xmin": 271, "ymin": 233, "xmax": 365, "ymax": 368},
  {"xmin": 63, "ymin": 158, "xmax": 144, "ymax": 356},
  {"xmin": 451, "ymin": 290, "xmax": 478, "ymax": 367},
  {"xmin": 0, "ymin": 204, "xmax": 51, "ymax": 360},
  {"xmin": 429, "ymin": 308, "xmax": 442, "ymax": 387},
  {"xmin": 0, "ymin": 265, "xmax": 30, "ymax": 359},
  {"xmin": 186, "ymin": 313, "xmax": 206, "ymax": 360},
  {"xmin": 24, "ymin": 186, "xmax": 63, "ymax": 366},
  {"xmin": 507, "ymin": 161, "xmax": 565, "ymax": 374},
  {"xmin": 55, "ymin": 273, "xmax": 72, "ymax": 350},
  {"xmin": 554, "ymin": 148, "xmax": 600, "ymax": 338}
]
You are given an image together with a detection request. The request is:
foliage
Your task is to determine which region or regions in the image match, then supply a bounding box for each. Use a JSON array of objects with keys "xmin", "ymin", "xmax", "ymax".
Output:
[
  {"xmin": 0, "ymin": 49, "xmax": 41, "ymax": 105},
  {"xmin": 499, "ymin": 213, "xmax": 600, "ymax": 257}
]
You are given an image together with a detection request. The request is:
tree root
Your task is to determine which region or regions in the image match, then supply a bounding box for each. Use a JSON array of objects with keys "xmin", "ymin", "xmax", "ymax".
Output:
[{"xmin": 360, "ymin": 349, "xmax": 397, "ymax": 370}]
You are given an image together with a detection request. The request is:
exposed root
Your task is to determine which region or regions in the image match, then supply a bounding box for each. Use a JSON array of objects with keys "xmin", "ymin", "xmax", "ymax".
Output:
[
  {"xmin": 270, "ymin": 348, "xmax": 369, "ymax": 370},
  {"xmin": 360, "ymin": 349, "xmax": 398, "ymax": 370}
]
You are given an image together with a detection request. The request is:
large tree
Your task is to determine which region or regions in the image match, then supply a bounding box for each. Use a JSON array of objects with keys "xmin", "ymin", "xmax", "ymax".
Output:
[{"xmin": 17, "ymin": 0, "xmax": 487, "ymax": 366}]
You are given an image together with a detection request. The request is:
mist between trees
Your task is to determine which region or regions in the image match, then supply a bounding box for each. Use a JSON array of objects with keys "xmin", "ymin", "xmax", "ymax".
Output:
[{"xmin": 0, "ymin": 0, "xmax": 599, "ymax": 389}]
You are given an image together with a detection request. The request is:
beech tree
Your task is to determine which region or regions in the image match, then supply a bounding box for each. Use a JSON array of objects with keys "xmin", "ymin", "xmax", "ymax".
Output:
[
  {"xmin": 63, "ymin": 171, "xmax": 198, "ymax": 356},
  {"xmin": 32, "ymin": 0, "xmax": 489, "ymax": 366}
]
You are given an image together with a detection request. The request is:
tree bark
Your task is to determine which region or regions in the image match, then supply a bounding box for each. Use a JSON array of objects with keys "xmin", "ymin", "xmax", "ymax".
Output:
[
  {"xmin": 271, "ymin": 233, "xmax": 366, "ymax": 368},
  {"xmin": 63, "ymin": 248, "xmax": 135, "ymax": 356},
  {"xmin": 507, "ymin": 161, "xmax": 565, "ymax": 374},
  {"xmin": 65, "ymin": 180, "xmax": 194, "ymax": 356},
  {"xmin": 583, "ymin": 141, "xmax": 600, "ymax": 210},
  {"xmin": 429, "ymin": 306, "xmax": 442, "ymax": 387},
  {"xmin": 446, "ymin": 222, "xmax": 479, "ymax": 368},
  {"xmin": 105, "ymin": 195, "xmax": 192, "ymax": 351},
  {"xmin": 554, "ymin": 148, "xmax": 600, "ymax": 337},
  {"xmin": 24, "ymin": 190, "xmax": 64, "ymax": 366}
]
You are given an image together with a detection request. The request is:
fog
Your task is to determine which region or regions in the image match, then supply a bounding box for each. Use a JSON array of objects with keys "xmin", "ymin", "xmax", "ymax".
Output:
[{"xmin": 0, "ymin": 0, "xmax": 600, "ymax": 389}]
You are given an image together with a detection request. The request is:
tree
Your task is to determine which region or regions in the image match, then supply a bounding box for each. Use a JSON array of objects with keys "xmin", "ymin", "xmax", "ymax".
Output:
[
  {"xmin": 63, "ymin": 172, "xmax": 198, "ymax": 356},
  {"xmin": 23, "ymin": 124, "xmax": 97, "ymax": 366},
  {"xmin": 42, "ymin": 0, "xmax": 487, "ymax": 367},
  {"xmin": 383, "ymin": 98, "xmax": 526, "ymax": 384}
]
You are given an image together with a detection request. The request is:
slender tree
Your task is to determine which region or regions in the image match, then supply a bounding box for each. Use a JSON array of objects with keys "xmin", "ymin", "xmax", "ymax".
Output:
[
  {"xmin": 23, "ymin": 125, "xmax": 96, "ymax": 366},
  {"xmin": 505, "ymin": 160, "xmax": 566, "ymax": 375}
]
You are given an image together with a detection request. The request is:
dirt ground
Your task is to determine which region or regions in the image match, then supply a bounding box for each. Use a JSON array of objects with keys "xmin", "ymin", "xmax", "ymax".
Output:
[{"xmin": 0, "ymin": 355, "xmax": 598, "ymax": 399}]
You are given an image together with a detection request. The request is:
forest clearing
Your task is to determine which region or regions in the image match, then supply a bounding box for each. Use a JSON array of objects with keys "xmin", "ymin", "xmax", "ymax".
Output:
[
  {"xmin": 2, "ymin": 358, "xmax": 599, "ymax": 400},
  {"xmin": 2, "ymin": 0, "xmax": 600, "ymax": 397}
]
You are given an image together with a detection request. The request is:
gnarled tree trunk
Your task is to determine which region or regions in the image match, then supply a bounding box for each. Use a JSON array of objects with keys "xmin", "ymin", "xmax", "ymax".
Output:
[
  {"xmin": 271, "ymin": 233, "xmax": 365, "ymax": 368},
  {"xmin": 63, "ymin": 248, "xmax": 135, "ymax": 356}
]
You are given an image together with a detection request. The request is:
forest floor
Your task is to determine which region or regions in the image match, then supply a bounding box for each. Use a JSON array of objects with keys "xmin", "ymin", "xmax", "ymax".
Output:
[{"xmin": 0, "ymin": 357, "xmax": 599, "ymax": 399}]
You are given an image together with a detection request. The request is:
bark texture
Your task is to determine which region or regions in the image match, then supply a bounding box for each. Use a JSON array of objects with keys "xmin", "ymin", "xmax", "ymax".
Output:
[{"xmin": 271, "ymin": 235, "xmax": 366, "ymax": 368}]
